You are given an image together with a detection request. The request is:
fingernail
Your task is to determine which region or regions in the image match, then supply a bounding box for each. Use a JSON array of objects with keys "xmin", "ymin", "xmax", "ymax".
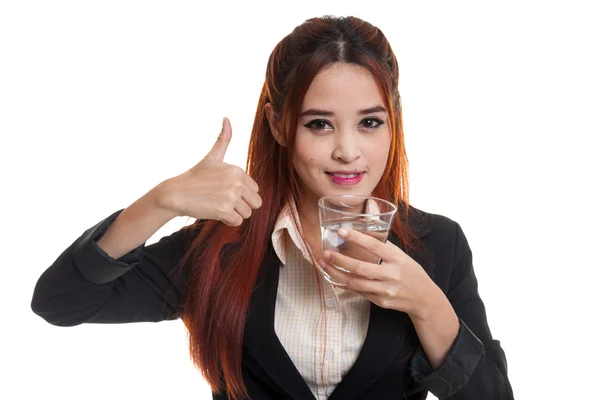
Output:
[
  {"xmin": 323, "ymin": 250, "xmax": 331, "ymax": 259},
  {"xmin": 338, "ymin": 228, "xmax": 348, "ymax": 237},
  {"xmin": 319, "ymin": 260, "xmax": 327, "ymax": 268}
]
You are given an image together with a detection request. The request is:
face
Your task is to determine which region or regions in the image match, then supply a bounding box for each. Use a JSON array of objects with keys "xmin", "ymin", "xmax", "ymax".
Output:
[{"xmin": 293, "ymin": 62, "xmax": 392, "ymax": 205}]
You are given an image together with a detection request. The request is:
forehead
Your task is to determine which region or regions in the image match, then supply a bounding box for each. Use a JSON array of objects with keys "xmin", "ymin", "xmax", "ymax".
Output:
[{"xmin": 301, "ymin": 62, "xmax": 385, "ymax": 110}]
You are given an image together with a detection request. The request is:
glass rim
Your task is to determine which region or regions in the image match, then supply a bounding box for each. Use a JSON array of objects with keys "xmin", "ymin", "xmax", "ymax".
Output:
[{"xmin": 318, "ymin": 194, "xmax": 398, "ymax": 217}]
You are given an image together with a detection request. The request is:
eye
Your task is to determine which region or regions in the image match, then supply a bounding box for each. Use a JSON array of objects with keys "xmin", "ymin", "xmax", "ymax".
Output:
[
  {"xmin": 360, "ymin": 117, "xmax": 384, "ymax": 129},
  {"xmin": 303, "ymin": 119, "xmax": 334, "ymax": 131}
]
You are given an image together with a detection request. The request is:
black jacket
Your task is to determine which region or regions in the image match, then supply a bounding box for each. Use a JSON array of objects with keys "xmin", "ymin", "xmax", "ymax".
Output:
[{"xmin": 31, "ymin": 207, "xmax": 514, "ymax": 399}]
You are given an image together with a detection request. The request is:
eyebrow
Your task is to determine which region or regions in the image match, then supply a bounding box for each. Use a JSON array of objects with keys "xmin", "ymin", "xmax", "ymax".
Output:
[{"xmin": 299, "ymin": 105, "xmax": 387, "ymax": 117}]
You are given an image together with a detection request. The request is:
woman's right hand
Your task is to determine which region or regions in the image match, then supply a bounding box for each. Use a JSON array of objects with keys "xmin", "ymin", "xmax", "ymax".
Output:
[{"xmin": 157, "ymin": 117, "xmax": 262, "ymax": 226}]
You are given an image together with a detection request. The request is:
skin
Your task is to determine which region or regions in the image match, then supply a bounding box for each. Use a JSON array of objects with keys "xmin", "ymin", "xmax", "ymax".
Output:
[{"xmin": 268, "ymin": 62, "xmax": 460, "ymax": 369}]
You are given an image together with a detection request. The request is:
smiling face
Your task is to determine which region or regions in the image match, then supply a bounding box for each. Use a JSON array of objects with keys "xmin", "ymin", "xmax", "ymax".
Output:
[{"xmin": 292, "ymin": 62, "xmax": 392, "ymax": 206}]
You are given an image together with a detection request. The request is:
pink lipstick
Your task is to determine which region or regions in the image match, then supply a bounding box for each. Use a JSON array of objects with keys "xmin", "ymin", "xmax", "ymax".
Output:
[{"xmin": 326, "ymin": 172, "xmax": 364, "ymax": 185}]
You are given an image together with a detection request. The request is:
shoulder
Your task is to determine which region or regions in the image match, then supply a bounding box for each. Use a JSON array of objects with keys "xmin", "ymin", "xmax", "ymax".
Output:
[
  {"xmin": 404, "ymin": 204, "xmax": 473, "ymax": 286},
  {"xmin": 403, "ymin": 203, "xmax": 460, "ymax": 244}
]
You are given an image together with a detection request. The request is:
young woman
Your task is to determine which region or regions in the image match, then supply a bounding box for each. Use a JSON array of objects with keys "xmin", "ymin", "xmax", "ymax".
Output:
[{"xmin": 31, "ymin": 15, "xmax": 513, "ymax": 400}]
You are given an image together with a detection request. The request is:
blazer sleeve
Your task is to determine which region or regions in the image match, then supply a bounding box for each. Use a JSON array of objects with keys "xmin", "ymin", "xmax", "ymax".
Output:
[
  {"xmin": 31, "ymin": 209, "xmax": 198, "ymax": 327},
  {"xmin": 409, "ymin": 222, "xmax": 514, "ymax": 399}
]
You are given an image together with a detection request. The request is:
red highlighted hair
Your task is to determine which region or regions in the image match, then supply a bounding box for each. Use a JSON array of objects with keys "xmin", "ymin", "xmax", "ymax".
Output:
[{"xmin": 179, "ymin": 16, "xmax": 423, "ymax": 399}]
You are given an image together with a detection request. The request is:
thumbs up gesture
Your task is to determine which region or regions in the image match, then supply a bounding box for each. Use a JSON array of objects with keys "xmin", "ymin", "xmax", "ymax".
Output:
[{"xmin": 158, "ymin": 118, "xmax": 262, "ymax": 226}]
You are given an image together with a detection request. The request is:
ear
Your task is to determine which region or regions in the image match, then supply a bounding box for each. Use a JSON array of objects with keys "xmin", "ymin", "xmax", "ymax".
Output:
[{"xmin": 265, "ymin": 103, "xmax": 287, "ymax": 147}]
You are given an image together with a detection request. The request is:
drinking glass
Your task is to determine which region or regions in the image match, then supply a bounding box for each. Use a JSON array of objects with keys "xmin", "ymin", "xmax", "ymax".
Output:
[{"xmin": 318, "ymin": 194, "xmax": 397, "ymax": 287}]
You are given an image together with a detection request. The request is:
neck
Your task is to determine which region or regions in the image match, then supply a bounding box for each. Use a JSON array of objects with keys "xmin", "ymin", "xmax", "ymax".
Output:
[
  {"xmin": 296, "ymin": 195, "xmax": 320, "ymax": 239},
  {"xmin": 292, "ymin": 194, "xmax": 325, "ymax": 263}
]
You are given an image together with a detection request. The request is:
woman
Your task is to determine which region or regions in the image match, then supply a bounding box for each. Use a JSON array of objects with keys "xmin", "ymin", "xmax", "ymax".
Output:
[{"xmin": 31, "ymin": 15, "xmax": 513, "ymax": 400}]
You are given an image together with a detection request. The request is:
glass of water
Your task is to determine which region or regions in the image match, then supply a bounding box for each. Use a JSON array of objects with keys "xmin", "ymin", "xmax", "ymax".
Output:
[{"xmin": 318, "ymin": 194, "xmax": 397, "ymax": 287}]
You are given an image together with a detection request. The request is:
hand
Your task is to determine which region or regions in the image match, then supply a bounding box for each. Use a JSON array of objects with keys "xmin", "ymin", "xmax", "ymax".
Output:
[
  {"xmin": 318, "ymin": 227, "xmax": 443, "ymax": 320},
  {"xmin": 157, "ymin": 117, "xmax": 262, "ymax": 226}
]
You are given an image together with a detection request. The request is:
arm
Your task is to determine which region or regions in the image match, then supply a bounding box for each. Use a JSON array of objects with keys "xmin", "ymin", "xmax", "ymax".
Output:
[
  {"xmin": 95, "ymin": 184, "xmax": 178, "ymax": 260},
  {"xmin": 409, "ymin": 222, "xmax": 514, "ymax": 399},
  {"xmin": 31, "ymin": 118, "xmax": 262, "ymax": 327},
  {"xmin": 30, "ymin": 185, "xmax": 198, "ymax": 326},
  {"xmin": 410, "ymin": 290, "xmax": 460, "ymax": 369}
]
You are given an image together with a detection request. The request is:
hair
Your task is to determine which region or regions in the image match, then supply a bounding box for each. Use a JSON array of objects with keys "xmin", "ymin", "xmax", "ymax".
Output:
[{"xmin": 177, "ymin": 15, "xmax": 425, "ymax": 399}]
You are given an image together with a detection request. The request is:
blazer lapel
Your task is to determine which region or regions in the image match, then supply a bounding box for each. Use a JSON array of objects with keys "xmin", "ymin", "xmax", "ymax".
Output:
[
  {"xmin": 243, "ymin": 242, "xmax": 316, "ymax": 400},
  {"xmin": 328, "ymin": 303, "xmax": 413, "ymax": 399}
]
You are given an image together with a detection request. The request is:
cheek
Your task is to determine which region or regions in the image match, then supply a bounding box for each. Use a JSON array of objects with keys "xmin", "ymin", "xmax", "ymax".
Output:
[
  {"xmin": 294, "ymin": 138, "xmax": 325, "ymax": 171},
  {"xmin": 366, "ymin": 140, "xmax": 390, "ymax": 171}
]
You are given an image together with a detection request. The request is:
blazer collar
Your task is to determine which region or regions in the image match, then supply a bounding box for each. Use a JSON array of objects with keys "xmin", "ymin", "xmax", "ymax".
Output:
[{"xmin": 242, "ymin": 205, "xmax": 433, "ymax": 400}]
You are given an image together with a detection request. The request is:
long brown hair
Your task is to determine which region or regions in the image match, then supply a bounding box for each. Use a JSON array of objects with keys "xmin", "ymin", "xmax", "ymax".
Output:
[{"xmin": 178, "ymin": 15, "xmax": 424, "ymax": 399}]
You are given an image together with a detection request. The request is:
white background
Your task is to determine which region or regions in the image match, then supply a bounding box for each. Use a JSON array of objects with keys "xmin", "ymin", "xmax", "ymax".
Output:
[{"xmin": 1, "ymin": 1, "xmax": 599, "ymax": 399}]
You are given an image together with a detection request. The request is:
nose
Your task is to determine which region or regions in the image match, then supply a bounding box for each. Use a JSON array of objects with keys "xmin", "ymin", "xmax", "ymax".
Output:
[{"xmin": 332, "ymin": 131, "xmax": 361, "ymax": 163}]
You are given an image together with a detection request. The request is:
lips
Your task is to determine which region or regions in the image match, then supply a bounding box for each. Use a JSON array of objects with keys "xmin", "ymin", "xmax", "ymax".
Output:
[{"xmin": 326, "ymin": 171, "xmax": 364, "ymax": 185}]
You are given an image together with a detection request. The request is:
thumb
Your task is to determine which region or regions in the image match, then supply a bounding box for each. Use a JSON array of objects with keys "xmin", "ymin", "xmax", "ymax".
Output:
[{"xmin": 205, "ymin": 117, "xmax": 232, "ymax": 161}]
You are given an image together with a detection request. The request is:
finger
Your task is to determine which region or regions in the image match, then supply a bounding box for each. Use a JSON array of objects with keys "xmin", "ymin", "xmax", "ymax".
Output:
[
  {"xmin": 324, "ymin": 250, "xmax": 385, "ymax": 280},
  {"xmin": 319, "ymin": 260, "xmax": 380, "ymax": 293},
  {"xmin": 221, "ymin": 211, "xmax": 244, "ymax": 227},
  {"xmin": 234, "ymin": 200, "xmax": 253, "ymax": 220},
  {"xmin": 241, "ymin": 186, "xmax": 263, "ymax": 210},
  {"xmin": 205, "ymin": 117, "xmax": 233, "ymax": 161},
  {"xmin": 242, "ymin": 173, "xmax": 260, "ymax": 193},
  {"xmin": 336, "ymin": 227, "xmax": 395, "ymax": 262}
]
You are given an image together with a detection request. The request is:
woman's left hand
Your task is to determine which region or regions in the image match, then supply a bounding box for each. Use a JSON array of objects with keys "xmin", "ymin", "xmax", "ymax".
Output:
[{"xmin": 319, "ymin": 227, "xmax": 445, "ymax": 321}]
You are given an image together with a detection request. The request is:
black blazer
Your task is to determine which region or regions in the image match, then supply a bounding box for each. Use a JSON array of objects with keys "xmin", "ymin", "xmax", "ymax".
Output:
[{"xmin": 31, "ymin": 206, "xmax": 514, "ymax": 399}]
